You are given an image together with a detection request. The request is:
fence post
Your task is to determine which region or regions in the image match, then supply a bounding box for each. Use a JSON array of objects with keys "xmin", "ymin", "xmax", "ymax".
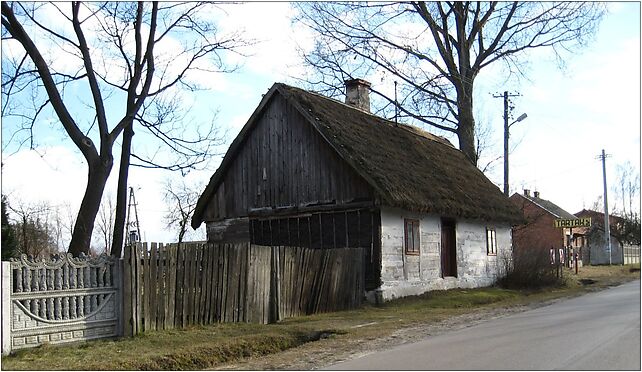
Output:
[
  {"xmin": 115, "ymin": 257, "xmax": 124, "ymax": 337},
  {"xmin": 2, "ymin": 261, "xmax": 11, "ymax": 355}
]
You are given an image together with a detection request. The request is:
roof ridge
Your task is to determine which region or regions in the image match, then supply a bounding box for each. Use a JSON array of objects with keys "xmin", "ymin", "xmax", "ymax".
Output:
[
  {"xmin": 518, "ymin": 193, "xmax": 575, "ymax": 219},
  {"xmin": 276, "ymin": 82, "xmax": 453, "ymax": 148}
]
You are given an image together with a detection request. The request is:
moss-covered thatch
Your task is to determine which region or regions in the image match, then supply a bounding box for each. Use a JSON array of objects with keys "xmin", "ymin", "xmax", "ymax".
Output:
[{"xmin": 193, "ymin": 83, "xmax": 523, "ymax": 228}]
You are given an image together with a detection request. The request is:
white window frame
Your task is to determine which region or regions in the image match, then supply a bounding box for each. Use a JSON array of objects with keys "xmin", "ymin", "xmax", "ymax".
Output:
[{"xmin": 486, "ymin": 227, "xmax": 497, "ymax": 256}]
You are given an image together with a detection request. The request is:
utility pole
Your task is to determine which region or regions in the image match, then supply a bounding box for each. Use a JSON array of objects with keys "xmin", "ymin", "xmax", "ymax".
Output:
[
  {"xmin": 598, "ymin": 149, "xmax": 612, "ymax": 265},
  {"xmin": 493, "ymin": 91, "xmax": 526, "ymax": 195}
]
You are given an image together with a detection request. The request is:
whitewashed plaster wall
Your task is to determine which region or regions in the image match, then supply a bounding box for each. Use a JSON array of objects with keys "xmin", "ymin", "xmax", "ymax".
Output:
[{"xmin": 372, "ymin": 206, "xmax": 512, "ymax": 301}]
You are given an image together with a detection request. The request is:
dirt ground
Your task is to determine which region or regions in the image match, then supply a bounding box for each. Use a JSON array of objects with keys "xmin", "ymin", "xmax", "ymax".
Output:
[{"xmin": 216, "ymin": 299, "xmax": 558, "ymax": 370}]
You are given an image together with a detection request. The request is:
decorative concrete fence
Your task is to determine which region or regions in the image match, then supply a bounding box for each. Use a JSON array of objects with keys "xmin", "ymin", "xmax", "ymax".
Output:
[
  {"xmin": 2, "ymin": 254, "xmax": 122, "ymax": 355},
  {"xmin": 623, "ymin": 244, "xmax": 641, "ymax": 265},
  {"xmin": 2, "ymin": 242, "xmax": 365, "ymax": 354}
]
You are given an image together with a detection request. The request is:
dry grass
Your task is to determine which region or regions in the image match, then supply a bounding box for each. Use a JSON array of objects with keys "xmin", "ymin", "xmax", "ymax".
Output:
[{"xmin": 2, "ymin": 264, "xmax": 639, "ymax": 371}]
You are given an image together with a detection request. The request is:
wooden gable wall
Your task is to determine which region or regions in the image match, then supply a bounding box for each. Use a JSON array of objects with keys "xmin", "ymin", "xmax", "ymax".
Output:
[{"xmin": 203, "ymin": 93, "xmax": 374, "ymax": 222}]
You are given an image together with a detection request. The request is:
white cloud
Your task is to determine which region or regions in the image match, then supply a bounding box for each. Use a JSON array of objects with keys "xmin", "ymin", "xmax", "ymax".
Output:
[
  {"xmin": 215, "ymin": 3, "xmax": 314, "ymax": 81},
  {"xmin": 2, "ymin": 147, "xmax": 88, "ymax": 209}
]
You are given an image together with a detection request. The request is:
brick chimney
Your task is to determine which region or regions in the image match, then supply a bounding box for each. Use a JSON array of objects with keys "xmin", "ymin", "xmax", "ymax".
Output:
[
  {"xmin": 534, "ymin": 191, "xmax": 540, "ymax": 198},
  {"xmin": 345, "ymin": 78, "xmax": 371, "ymax": 112},
  {"xmin": 523, "ymin": 189, "xmax": 530, "ymax": 197}
]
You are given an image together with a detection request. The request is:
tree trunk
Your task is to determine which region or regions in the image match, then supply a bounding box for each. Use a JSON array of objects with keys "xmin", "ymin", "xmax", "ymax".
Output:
[
  {"xmin": 111, "ymin": 123, "xmax": 134, "ymax": 257},
  {"xmin": 456, "ymin": 85, "xmax": 478, "ymax": 166},
  {"xmin": 68, "ymin": 159, "xmax": 112, "ymax": 256}
]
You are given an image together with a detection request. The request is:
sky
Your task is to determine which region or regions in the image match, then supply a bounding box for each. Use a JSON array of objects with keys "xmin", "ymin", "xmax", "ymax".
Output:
[{"xmin": 1, "ymin": 2, "xmax": 640, "ymax": 251}]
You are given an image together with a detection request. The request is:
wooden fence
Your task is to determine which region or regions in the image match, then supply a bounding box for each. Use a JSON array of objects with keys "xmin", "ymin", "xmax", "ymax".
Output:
[{"xmin": 123, "ymin": 242, "xmax": 364, "ymax": 335}]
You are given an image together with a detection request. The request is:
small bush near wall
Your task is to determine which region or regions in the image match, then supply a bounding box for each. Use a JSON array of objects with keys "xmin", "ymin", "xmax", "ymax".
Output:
[{"xmin": 496, "ymin": 249, "xmax": 565, "ymax": 289}]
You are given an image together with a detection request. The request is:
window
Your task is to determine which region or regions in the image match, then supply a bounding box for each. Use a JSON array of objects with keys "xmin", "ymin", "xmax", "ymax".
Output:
[
  {"xmin": 486, "ymin": 228, "xmax": 497, "ymax": 255},
  {"xmin": 404, "ymin": 219, "xmax": 420, "ymax": 255}
]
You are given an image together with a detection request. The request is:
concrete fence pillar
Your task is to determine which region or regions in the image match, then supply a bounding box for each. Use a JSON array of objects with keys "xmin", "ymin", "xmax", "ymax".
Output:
[{"xmin": 2, "ymin": 261, "xmax": 11, "ymax": 355}]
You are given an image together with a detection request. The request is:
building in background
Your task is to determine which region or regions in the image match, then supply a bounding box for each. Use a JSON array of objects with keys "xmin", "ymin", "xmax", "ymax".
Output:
[
  {"xmin": 510, "ymin": 190, "xmax": 578, "ymax": 265},
  {"xmin": 573, "ymin": 209, "xmax": 636, "ymax": 265}
]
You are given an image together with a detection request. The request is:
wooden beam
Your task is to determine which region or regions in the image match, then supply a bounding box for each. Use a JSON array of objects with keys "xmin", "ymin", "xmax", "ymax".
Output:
[{"xmin": 247, "ymin": 200, "xmax": 375, "ymax": 218}]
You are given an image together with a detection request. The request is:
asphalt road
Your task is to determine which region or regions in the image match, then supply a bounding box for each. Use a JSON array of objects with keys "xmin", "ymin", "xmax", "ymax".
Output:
[{"xmin": 327, "ymin": 280, "xmax": 641, "ymax": 370}]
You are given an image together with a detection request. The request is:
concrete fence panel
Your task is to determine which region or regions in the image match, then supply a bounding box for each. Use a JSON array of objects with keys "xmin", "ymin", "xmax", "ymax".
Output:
[{"xmin": 2, "ymin": 253, "xmax": 121, "ymax": 355}]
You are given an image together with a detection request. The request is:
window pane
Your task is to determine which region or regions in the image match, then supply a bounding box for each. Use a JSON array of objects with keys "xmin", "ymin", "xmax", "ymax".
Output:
[
  {"xmin": 487, "ymin": 228, "xmax": 497, "ymax": 255},
  {"xmin": 491, "ymin": 230, "xmax": 496, "ymax": 254},
  {"xmin": 413, "ymin": 221, "xmax": 419, "ymax": 253},
  {"xmin": 404, "ymin": 219, "xmax": 420, "ymax": 254},
  {"xmin": 487, "ymin": 230, "xmax": 491, "ymax": 252}
]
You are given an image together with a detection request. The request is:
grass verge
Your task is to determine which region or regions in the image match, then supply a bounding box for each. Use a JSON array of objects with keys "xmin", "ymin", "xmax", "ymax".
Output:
[{"xmin": 2, "ymin": 264, "xmax": 639, "ymax": 370}]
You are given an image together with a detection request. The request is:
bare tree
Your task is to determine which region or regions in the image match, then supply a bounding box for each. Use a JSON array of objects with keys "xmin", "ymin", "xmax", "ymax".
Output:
[
  {"xmin": 95, "ymin": 193, "xmax": 115, "ymax": 254},
  {"xmin": 6, "ymin": 199, "xmax": 57, "ymax": 258},
  {"xmin": 2, "ymin": 2, "xmax": 249, "ymax": 256},
  {"xmin": 2, "ymin": 195, "xmax": 20, "ymax": 259},
  {"xmin": 163, "ymin": 177, "xmax": 204, "ymax": 243},
  {"xmin": 611, "ymin": 162, "xmax": 641, "ymax": 245},
  {"xmin": 474, "ymin": 115, "xmax": 503, "ymax": 174},
  {"xmin": 295, "ymin": 2, "xmax": 605, "ymax": 165},
  {"xmin": 613, "ymin": 161, "xmax": 640, "ymax": 218}
]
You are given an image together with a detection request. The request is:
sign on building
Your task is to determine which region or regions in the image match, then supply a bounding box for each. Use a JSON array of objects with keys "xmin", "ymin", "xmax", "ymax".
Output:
[{"xmin": 554, "ymin": 217, "xmax": 591, "ymax": 228}]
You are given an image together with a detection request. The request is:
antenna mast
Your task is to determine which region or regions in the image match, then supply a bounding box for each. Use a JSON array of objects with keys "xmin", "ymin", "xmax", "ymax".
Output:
[{"xmin": 125, "ymin": 187, "xmax": 142, "ymax": 246}]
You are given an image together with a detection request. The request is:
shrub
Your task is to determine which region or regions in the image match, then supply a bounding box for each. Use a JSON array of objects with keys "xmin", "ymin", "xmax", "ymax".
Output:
[{"xmin": 496, "ymin": 248, "xmax": 566, "ymax": 289}]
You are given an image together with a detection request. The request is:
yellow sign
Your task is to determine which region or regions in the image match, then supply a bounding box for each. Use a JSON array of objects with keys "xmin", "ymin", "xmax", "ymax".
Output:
[{"xmin": 554, "ymin": 218, "xmax": 591, "ymax": 228}]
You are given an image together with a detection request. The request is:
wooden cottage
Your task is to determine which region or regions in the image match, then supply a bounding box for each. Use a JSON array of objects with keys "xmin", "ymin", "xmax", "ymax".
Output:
[{"xmin": 192, "ymin": 79, "xmax": 522, "ymax": 305}]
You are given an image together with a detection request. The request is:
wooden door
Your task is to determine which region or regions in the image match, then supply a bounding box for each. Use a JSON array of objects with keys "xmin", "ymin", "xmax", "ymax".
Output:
[{"xmin": 441, "ymin": 219, "xmax": 457, "ymax": 277}]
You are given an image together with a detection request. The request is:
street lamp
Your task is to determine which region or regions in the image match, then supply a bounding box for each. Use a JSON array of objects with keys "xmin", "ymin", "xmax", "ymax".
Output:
[
  {"xmin": 504, "ymin": 112, "xmax": 528, "ymax": 196},
  {"xmin": 512, "ymin": 113, "xmax": 528, "ymax": 125}
]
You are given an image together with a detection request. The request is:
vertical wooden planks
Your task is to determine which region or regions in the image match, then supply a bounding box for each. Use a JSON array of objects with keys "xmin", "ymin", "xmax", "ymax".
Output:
[
  {"xmin": 123, "ymin": 245, "xmax": 133, "ymax": 337},
  {"xmin": 156, "ymin": 243, "xmax": 165, "ymax": 330},
  {"xmin": 175, "ymin": 244, "xmax": 185, "ymax": 328},
  {"xmin": 159, "ymin": 243, "xmax": 168, "ymax": 330},
  {"xmin": 198, "ymin": 243, "xmax": 206, "ymax": 324},
  {"xmin": 149, "ymin": 242, "xmax": 158, "ymax": 331},
  {"xmin": 238, "ymin": 242, "xmax": 248, "ymax": 322},
  {"xmin": 263, "ymin": 246, "xmax": 271, "ymax": 324},
  {"xmin": 187, "ymin": 244, "xmax": 197, "ymax": 326},
  {"xmin": 181, "ymin": 243, "xmax": 190, "ymax": 327},
  {"xmin": 210, "ymin": 243, "xmax": 221, "ymax": 323},
  {"xmin": 141, "ymin": 243, "xmax": 150, "ymax": 332},
  {"xmin": 193, "ymin": 244, "xmax": 202, "ymax": 325},
  {"xmin": 121, "ymin": 239, "xmax": 365, "ymax": 332},
  {"xmin": 202, "ymin": 243, "xmax": 212, "ymax": 325},
  {"xmin": 135, "ymin": 243, "xmax": 143, "ymax": 333},
  {"xmin": 166, "ymin": 243, "xmax": 177, "ymax": 330},
  {"xmin": 229, "ymin": 244, "xmax": 240, "ymax": 322},
  {"xmin": 220, "ymin": 243, "xmax": 229, "ymax": 322}
]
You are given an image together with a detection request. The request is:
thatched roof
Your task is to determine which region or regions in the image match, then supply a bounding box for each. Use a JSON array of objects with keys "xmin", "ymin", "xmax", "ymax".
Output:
[{"xmin": 193, "ymin": 83, "xmax": 523, "ymax": 228}]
